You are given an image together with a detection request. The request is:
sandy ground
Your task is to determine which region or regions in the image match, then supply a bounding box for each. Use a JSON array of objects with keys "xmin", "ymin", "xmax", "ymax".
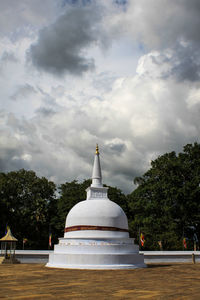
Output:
[{"xmin": 0, "ymin": 263, "xmax": 200, "ymax": 299}]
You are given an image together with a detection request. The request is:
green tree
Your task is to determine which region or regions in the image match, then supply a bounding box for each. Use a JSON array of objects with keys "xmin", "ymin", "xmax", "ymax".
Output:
[
  {"xmin": 0, "ymin": 169, "xmax": 56, "ymax": 249},
  {"xmin": 128, "ymin": 143, "xmax": 200, "ymax": 250}
]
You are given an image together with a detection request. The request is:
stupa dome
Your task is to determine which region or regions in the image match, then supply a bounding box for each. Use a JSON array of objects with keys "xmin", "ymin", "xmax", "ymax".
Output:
[
  {"xmin": 65, "ymin": 199, "xmax": 129, "ymax": 238},
  {"xmin": 64, "ymin": 145, "xmax": 129, "ymax": 239}
]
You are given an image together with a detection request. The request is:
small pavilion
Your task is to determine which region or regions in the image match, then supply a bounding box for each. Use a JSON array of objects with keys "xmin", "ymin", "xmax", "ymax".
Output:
[{"xmin": 0, "ymin": 227, "xmax": 20, "ymax": 264}]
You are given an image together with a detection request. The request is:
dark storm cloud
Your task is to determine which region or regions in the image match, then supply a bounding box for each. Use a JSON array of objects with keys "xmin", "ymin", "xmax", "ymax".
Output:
[
  {"xmin": 133, "ymin": 0, "xmax": 200, "ymax": 49},
  {"xmin": 10, "ymin": 84, "xmax": 37, "ymax": 101},
  {"xmin": 0, "ymin": 52, "xmax": 18, "ymax": 74},
  {"xmin": 29, "ymin": 4, "xmax": 103, "ymax": 76},
  {"xmin": 126, "ymin": 0, "xmax": 200, "ymax": 82},
  {"xmin": 107, "ymin": 142, "xmax": 126, "ymax": 154},
  {"xmin": 0, "ymin": 148, "xmax": 29, "ymax": 172},
  {"xmin": 0, "ymin": 0, "xmax": 60, "ymax": 39},
  {"xmin": 1, "ymin": 52, "xmax": 18, "ymax": 63},
  {"xmin": 170, "ymin": 44, "xmax": 200, "ymax": 82},
  {"xmin": 36, "ymin": 107, "xmax": 56, "ymax": 116},
  {"xmin": 147, "ymin": 45, "xmax": 200, "ymax": 82},
  {"xmin": 62, "ymin": 0, "xmax": 92, "ymax": 6}
]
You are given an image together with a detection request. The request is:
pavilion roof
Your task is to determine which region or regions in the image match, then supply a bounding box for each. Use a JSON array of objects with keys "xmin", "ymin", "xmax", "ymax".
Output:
[{"xmin": 0, "ymin": 228, "xmax": 18, "ymax": 242}]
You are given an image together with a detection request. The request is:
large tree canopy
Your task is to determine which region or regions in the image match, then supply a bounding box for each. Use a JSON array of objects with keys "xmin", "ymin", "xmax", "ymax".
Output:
[
  {"xmin": 0, "ymin": 169, "xmax": 56, "ymax": 249},
  {"xmin": 128, "ymin": 142, "xmax": 200, "ymax": 250}
]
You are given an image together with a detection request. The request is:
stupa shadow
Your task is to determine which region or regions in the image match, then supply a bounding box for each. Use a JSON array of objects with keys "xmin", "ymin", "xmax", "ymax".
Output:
[{"xmin": 147, "ymin": 264, "xmax": 172, "ymax": 268}]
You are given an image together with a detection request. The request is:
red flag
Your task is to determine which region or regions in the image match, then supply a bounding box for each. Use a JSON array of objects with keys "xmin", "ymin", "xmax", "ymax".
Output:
[
  {"xmin": 49, "ymin": 234, "xmax": 52, "ymax": 247},
  {"xmin": 140, "ymin": 233, "xmax": 145, "ymax": 247},
  {"xmin": 183, "ymin": 238, "xmax": 187, "ymax": 249}
]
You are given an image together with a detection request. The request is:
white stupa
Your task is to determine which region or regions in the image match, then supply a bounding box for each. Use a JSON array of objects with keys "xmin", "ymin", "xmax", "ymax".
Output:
[{"xmin": 46, "ymin": 145, "xmax": 145, "ymax": 269}]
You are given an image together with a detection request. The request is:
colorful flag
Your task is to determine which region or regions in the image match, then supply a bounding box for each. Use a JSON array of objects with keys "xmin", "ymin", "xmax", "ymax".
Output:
[
  {"xmin": 183, "ymin": 238, "xmax": 187, "ymax": 249},
  {"xmin": 23, "ymin": 238, "xmax": 28, "ymax": 244},
  {"xmin": 49, "ymin": 233, "xmax": 52, "ymax": 247},
  {"xmin": 140, "ymin": 233, "xmax": 145, "ymax": 247},
  {"xmin": 158, "ymin": 241, "xmax": 162, "ymax": 249}
]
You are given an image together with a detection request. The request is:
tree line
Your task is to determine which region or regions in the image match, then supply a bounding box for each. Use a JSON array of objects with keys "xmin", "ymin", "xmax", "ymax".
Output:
[{"xmin": 1, "ymin": 142, "xmax": 200, "ymax": 250}]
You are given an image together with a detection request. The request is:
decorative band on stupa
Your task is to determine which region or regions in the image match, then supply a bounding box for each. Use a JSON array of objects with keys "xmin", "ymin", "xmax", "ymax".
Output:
[{"xmin": 64, "ymin": 225, "xmax": 129, "ymax": 233}]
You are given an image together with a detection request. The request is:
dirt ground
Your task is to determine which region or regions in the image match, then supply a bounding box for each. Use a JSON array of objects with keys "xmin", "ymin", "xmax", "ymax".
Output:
[{"xmin": 0, "ymin": 263, "xmax": 200, "ymax": 299}]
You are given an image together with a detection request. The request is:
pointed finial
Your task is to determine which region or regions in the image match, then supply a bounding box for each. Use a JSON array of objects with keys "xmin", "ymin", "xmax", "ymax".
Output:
[
  {"xmin": 91, "ymin": 144, "xmax": 102, "ymax": 187},
  {"xmin": 95, "ymin": 144, "xmax": 99, "ymax": 155}
]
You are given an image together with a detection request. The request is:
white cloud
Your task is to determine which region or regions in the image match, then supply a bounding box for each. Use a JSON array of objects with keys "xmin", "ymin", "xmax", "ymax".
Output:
[{"xmin": 1, "ymin": 1, "xmax": 200, "ymax": 193}]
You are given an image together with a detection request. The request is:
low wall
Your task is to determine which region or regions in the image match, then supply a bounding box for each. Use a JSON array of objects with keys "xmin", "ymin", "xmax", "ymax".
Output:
[
  {"xmin": 139, "ymin": 251, "xmax": 200, "ymax": 264},
  {"xmin": 13, "ymin": 250, "xmax": 200, "ymax": 264},
  {"xmin": 15, "ymin": 250, "xmax": 53, "ymax": 263}
]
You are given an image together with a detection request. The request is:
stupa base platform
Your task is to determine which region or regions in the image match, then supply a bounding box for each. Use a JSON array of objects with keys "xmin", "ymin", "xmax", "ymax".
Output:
[
  {"xmin": 46, "ymin": 263, "xmax": 146, "ymax": 269},
  {"xmin": 46, "ymin": 238, "xmax": 146, "ymax": 269}
]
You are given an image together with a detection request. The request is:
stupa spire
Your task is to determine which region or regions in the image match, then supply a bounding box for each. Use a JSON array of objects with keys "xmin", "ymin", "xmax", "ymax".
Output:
[
  {"xmin": 91, "ymin": 144, "xmax": 102, "ymax": 187},
  {"xmin": 85, "ymin": 145, "xmax": 108, "ymax": 200}
]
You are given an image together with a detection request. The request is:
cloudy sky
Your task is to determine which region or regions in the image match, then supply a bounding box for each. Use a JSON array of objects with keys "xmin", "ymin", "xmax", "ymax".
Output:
[{"xmin": 1, "ymin": 0, "xmax": 200, "ymax": 193}]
